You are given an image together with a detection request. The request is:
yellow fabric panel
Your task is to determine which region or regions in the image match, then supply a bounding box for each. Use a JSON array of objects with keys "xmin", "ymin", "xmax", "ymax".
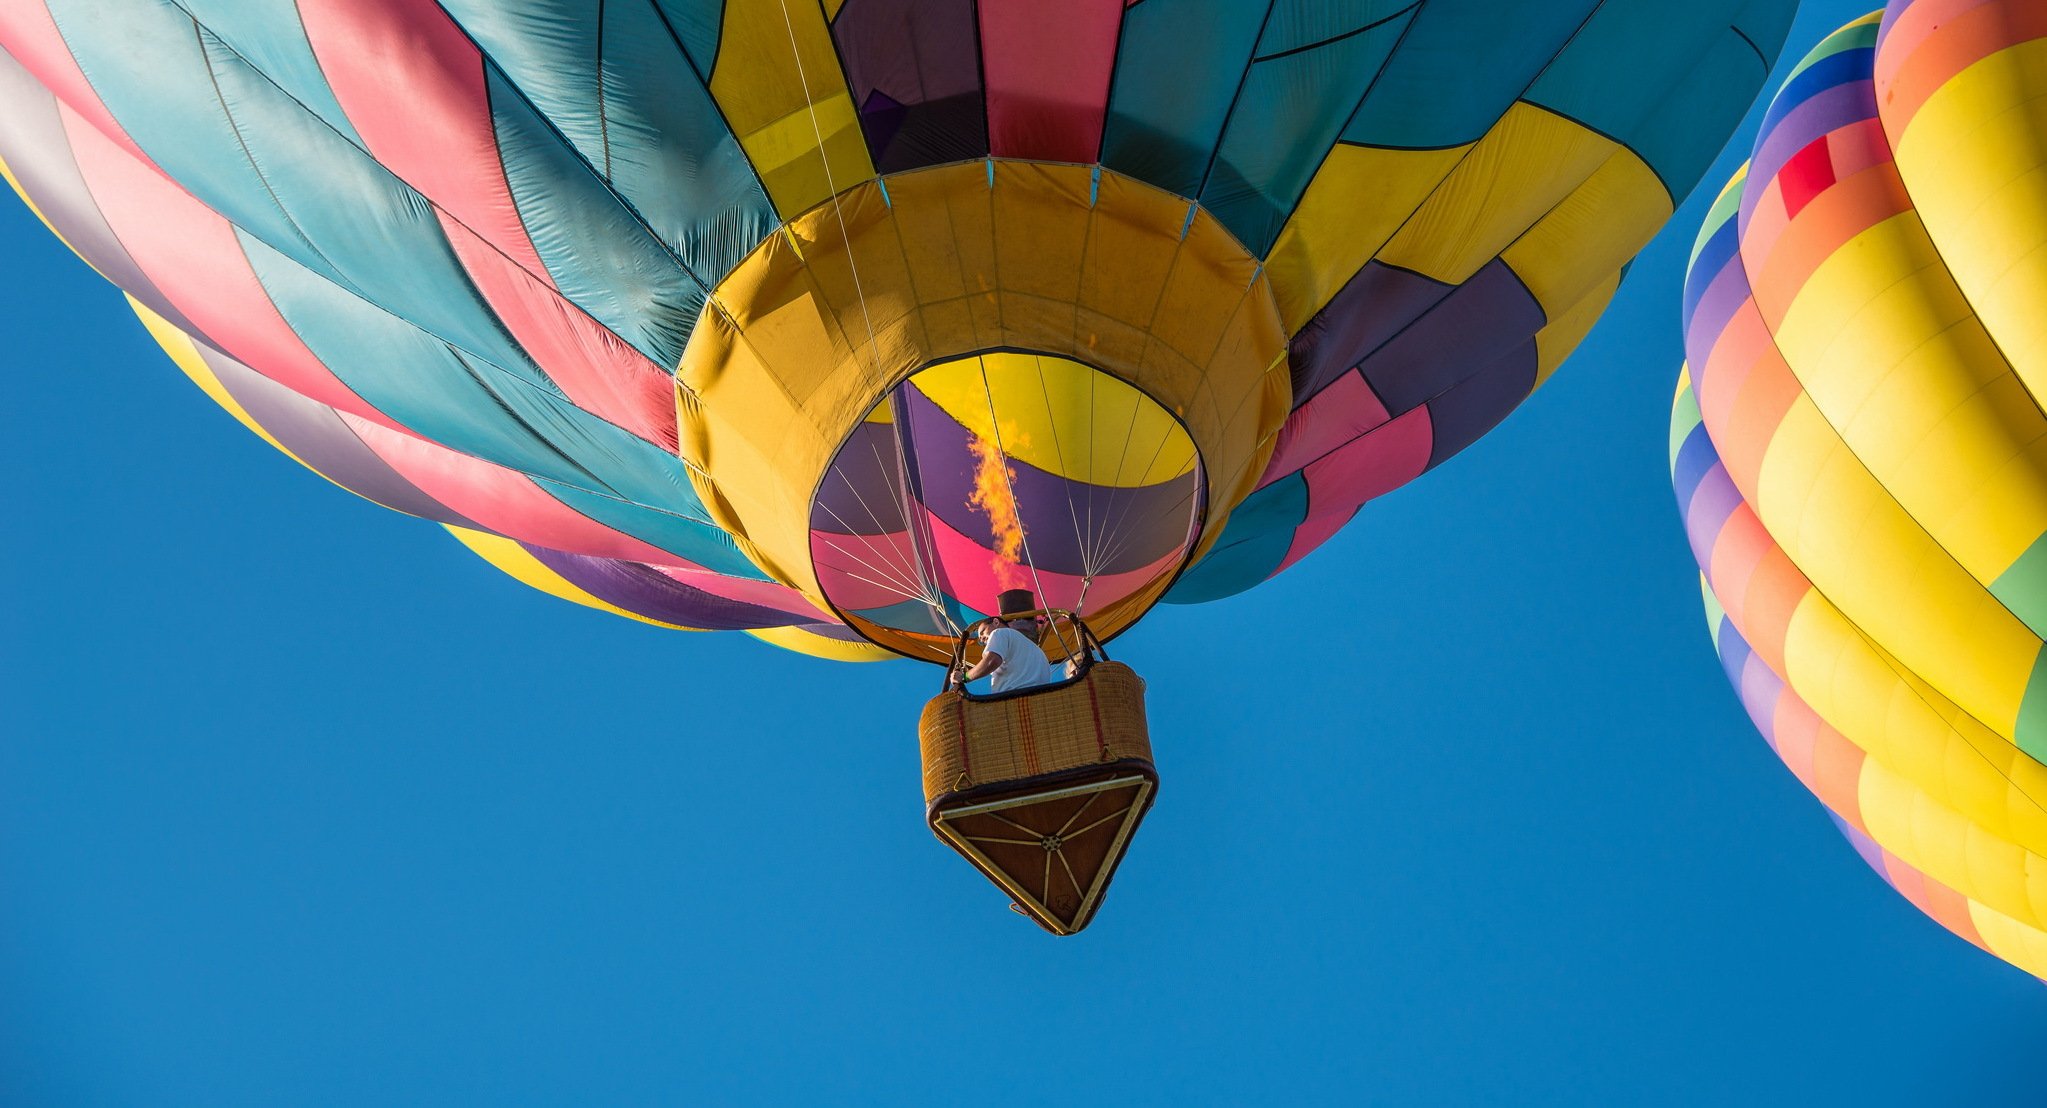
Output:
[
  {"xmin": 1501, "ymin": 148, "xmax": 1669, "ymax": 327},
  {"xmin": 906, "ymin": 353, "xmax": 1198, "ymax": 486},
  {"xmin": 709, "ymin": 0, "xmax": 875, "ymax": 218},
  {"xmin": 1759, "ymin": 395, "xmax": 2039, "ymax": 740},
  {"xmin": 745, "ymin": 624, "xmax": 895, "ymax": 662},
  {"xmin": 129, "ymin": 296, "xmax": 305, "ymax": 465},
  {"xmin": 1855, "ymin": 754, "xmax": 2047, "ymax": 932},
  {"xmin": 443, "ymin": 525, "xmax": 702, "ymax": 631},
  {"xmin": 1377, "ymin": 102, "xmax": 1621, "ymax": 287},
  {"xmin": 1770, "ymin": 212, "xmax": 2047, "ymax": 590},
  {"xmin": 1888, "ymin": 37, "xmax": 2047, "ymax": 406},
  {"xmin": 1529, "ymin": 272, "xmax": 1619, "ymax": 390},
  {"xmin": 1970, "ymin": 900, "xmax": 2047, "ymax": 979},
  {"xmin": 1782, "ymin": 590, "xmax": 2047, "ymax": 860},
  {"xmin": 677, "ymin": 160, "xmax": 1290, "ymax": 656},
  {"xmin": 1264, "ymin": 144, "xmax": 1470, "ymax": 331}
]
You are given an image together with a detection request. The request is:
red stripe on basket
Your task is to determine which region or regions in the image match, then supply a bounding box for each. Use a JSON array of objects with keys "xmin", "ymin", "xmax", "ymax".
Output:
[
  {"xmin": 1018, "ymin": 699, "xmax": 1040, "ymax": 775},
  {"xmin": 1085, "ymin": 674, "xmax": 1109, "ymax": 762},
  {"xmin": 954, "ymin": 696, "xmax": 972, "ymax": 784}
]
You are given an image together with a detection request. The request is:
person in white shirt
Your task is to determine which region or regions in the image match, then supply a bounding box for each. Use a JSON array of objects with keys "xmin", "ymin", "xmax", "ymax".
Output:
[{"xmin": 955, "ymin": 589, "xmax": 1060, "ymax": 694}]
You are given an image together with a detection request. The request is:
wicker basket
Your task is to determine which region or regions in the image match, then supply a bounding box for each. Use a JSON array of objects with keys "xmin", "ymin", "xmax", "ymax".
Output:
[{"xmin": 919, "ymin": 660, "xmax": 1158, "ymax": 935}]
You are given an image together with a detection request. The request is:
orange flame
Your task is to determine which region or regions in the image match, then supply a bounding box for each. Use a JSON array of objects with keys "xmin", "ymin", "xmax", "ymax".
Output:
[{"xmin": 967, "ymin": 424, "xmax": 1032, "ymax": 589}]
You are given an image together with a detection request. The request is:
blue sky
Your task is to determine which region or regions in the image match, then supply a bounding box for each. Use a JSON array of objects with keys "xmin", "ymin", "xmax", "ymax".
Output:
[{"xmin": 5, "ymin": 3, "xmax": 2044, "ymax": 1103}]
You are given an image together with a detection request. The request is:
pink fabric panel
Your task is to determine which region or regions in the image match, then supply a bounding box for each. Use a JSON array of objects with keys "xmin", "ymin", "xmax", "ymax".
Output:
[
  {"xmin": 62, "ymin": 107, "xmax": 403, "ymax": 431},
  {"xmin": 436, "ymin": 217, "xmax": 677, "ymax": 450},
  {"xmin": 1258, "ymin": 371, "xmax": 1394, "ymax": 488},
  {"xmin": 0, "ymin": 2, "xmax": 157, "ymax": 169},
  {"xmin": 811, "ymin": 528, "xmax": 931, "ymax": 611},
  {"xmin": 917, "ymin": 509, "xmax": 1182, "ymax": 615},
  {"xmin": 342, "ymin": 413, "xmax": 681, "ymax": 566},
  {"xmin": 649, "ymin": 565, "xmax": 829, "ymax": 621},
  {"xmin": 1278, "ymin": 406, "xmax": 1433, "ymax": 572},
  {"xmin": 295, "ymin": 0, "xmax": 548, "ymax": 280},
  {"xmin": 977, "ymin": 0, "xmax": 1123, "ymax": 162}
]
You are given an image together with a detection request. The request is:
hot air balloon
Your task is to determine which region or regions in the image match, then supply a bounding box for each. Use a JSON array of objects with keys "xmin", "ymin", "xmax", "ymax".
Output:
[
  {"xmin": 1, "ymin": 0, "xmax": 1792, "ymax": 932},
  {"xmin": 1674, "ymin": 5, "xmax": 2047, "ymax": 979}
]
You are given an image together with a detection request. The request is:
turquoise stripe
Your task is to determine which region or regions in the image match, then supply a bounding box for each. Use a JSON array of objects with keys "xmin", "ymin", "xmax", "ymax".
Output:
[
  {"xmin": 1199, "ymin": 5, "xmax": 1414, "ymax": 254},
  {"xmin": 444, "ymin": 0, "xmax": 776, "ymax": 310},
  {"xmin": 1164, "ymin": 474, "xmax": 1310, "ymax": 604},
  {"xmin": 175, "ymin": 0, "xmax": 368, "ymax": 149},
  {"xmin": 1342, "ymin": 0, "xmax": 1597, "ymax": 148},
  {"xmin": 488, "ymin": 67, "xmax": 707, "ymax": 370},
  {"xmin": 1100, "ymin": 0, "xmax": 1269, "ymax": 200},
  {"xmin": 1527, "ymin": 0, "xmax": 1797, "ymax": 197}
]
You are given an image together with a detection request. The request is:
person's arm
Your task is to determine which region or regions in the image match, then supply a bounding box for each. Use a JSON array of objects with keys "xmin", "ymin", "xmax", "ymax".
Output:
[{"xmin": 963, "ymin": 649, "xmax": 1003, "ymax": 682}]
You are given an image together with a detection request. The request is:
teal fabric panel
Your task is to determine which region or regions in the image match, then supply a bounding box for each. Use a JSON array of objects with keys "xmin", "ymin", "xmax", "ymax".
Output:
[
  {"xmin": 1099, "ymin": 0, "xmax": 1267, "ymax": 199},
  {"xmin": 487, "ymin": 67, "xmax": 706, "ymax": 371},
  {"xmin": 1341, "ymin": 0, "xmax": 1596, "ymax": 148},
  {"xmin": 441, "ymin": 0, "xmax": 776, "ymax": 291},
  {"xmin": 1164, "ymin": 474, "xmax": 1308, "ymax": 604},
  {"xmin": 1201, "ymin": 3, "xmax": 1413, "ymax": 254},
  {"xmin": 174, "ymin": 0, "xmax": 367, "ymax": 148},
  {"xmin": 1527, "ymin": 0, "xmax": 1797, "ymax": 194}
]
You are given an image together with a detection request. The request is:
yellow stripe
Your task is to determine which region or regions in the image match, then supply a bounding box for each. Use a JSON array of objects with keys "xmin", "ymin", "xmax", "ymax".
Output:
[
  {"xmin": 1970, "ymin": 900, "xmax": 2047, "ymax": 978},
  {"xmin": 709, "ymin": 0, "xmax": 875, "ymax": 218},
  {"xmin": 1771, "ymin": 210, "xmax": 2047, "ymax": 588},
  {"xmin": 745, "ymin": 624, "xmax": 895, "ymax": 662},
  {"xmin": 442, "ymin": 525, "xmax": 703, "ymax": 631},
  {"xmin": 1376, "ymin": 102, "xmax": 1622, "ymax": 287},
  {"xmin": 1264, "ymin": 143, "xmax": 1470, "ymax": 331},
  {"xmin": 1759, "ymin": 395, "xmax": 2039, "ymax": 740},
  {"xmin": 904, "ymin": 352, "xmax": 1198, "ymax": 486},
  {"xmin": 1889, "ymin": 37, "xmax": 2047, "ymax": 407}
]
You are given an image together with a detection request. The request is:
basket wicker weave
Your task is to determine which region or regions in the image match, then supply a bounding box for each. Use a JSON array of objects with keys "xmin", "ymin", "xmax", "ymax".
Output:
[
  {"xmin": 919, "ymin": 661, "xmax": 1152, "ymax": 801},
  {"xmin": 919, "ymin": 660, "xmax": 1157, "ymax": 935}
]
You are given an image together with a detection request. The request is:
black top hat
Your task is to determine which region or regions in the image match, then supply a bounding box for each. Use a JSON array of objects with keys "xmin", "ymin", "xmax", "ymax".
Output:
[{"xmin": 996, "ymin": 588, "xmax": 1038, "ymax": 618}]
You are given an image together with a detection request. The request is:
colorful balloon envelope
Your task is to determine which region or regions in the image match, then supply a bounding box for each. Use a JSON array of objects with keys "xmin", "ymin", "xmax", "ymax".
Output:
[
  {"xmin": 2, "ymin": 0, "xmax": 1790, "ymax": 663},
  {"xmin": 1674, "ymin": 4, "xmax": 2047, "ymax": 980}
]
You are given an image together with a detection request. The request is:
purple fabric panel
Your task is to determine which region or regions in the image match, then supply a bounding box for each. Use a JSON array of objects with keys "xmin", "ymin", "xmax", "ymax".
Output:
[
  {"xmin": 1288, "ymin": 262, "xmax": 1453, "ymax": 402},
  {"xmin": 894, "ymin": 382, "xmax": 1199, "ymax": 576},
  {"xmin": 832, "ymin": 0, "xmax": 989, "ymax": 173},
  {"xmin": 1738, "ymin": 650, "xmax": 1788, "ymax": 753},
  {"xmin": 1828, "ymin": 810, "xmax": 1892, "ymax": 878},
  {"xmin": 1741, "ymin": 80, "xmax": 1877, "ymax": 234},
  {"xmin": 1684, "ymin": 463, "xmax": 1743, "ymax": 571},
  {"xmin": 193, "ymin": 344, "xmax": 475, "ymax": 527},
  {"xmin": 811, "ymin": 420, "xmax": 909, "ymax": 536},
  {"xmin": 522, "ymin": 545, "xmax": 807, "ymax": 630},
  {"xmin": 1683, "ymin": 253, "xmax": 1752, "ymax": 372},
  {"xmin": 1354, "ymin": 260, "xmax": 1545, "ymax": 418},
  {"xmin": 0, "ymin": 54, "xmax": 204, "ymax": 338},
  {"xmin": 1416, "ymin": 339, "xmax": 1535, "ymax": 469}
]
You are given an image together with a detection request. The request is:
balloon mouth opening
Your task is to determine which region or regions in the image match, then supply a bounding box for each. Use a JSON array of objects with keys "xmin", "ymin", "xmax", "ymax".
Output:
[{"xmin": 806, "ymin": 349, "xmax": 1207, "ymax": 662}]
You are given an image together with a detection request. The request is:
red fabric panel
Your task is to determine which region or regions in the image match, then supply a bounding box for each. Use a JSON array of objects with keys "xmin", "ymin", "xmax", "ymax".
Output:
[
  {"xmin": 978, "ymin": 0, "xmax": 1123, "ymax": 162},
  {"xmin": 1278, "ymin": 406, "xmax": 1432, "ymax": 572}
]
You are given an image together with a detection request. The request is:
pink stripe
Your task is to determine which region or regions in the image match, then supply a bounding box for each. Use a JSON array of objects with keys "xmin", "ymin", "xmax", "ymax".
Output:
[
  {"xmin": 978, "ymin": 0, "xmax": 1123, "ymax": 162},
  {"xmin": 648, "ymin": 564, "xmax": 828, "ymax": 621},
  {"xmin": 296, "ymin": 0, "xmax": 548, "ymax": 279},
  {"xmin": 1259, "ymin": 371, "xmax": 1394, "ymax": 488},
  {"xmin": 436, "ymin": 216, "xmax": 677, "ymax": 450},
  {"xmin": 811, "ymin": 528, "xmax": 931, "ymax": 611},
  {"xmin": 1278, "ymin": 406, "xmax": 1433, "ymax": 572},
  {"xmin": 916, "ymin": 508, "xmax": 1183, "ymax": 615},
  {"xmin": 342, "ymin": 414, "xmax": 681, "ymax": 566},
  {"xmin": 62, "ymin": 107, "xmax": 401, "ymax": 431},
  {"xmin": 0, "ymin": 2, "xmax": 157, "ymax": 169}
]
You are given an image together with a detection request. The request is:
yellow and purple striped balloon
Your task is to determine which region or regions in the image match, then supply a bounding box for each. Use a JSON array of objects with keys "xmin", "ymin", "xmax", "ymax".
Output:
[{"xmin": 1674, "ymin": 3, "xmax": 2047, "ymax": 980}]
